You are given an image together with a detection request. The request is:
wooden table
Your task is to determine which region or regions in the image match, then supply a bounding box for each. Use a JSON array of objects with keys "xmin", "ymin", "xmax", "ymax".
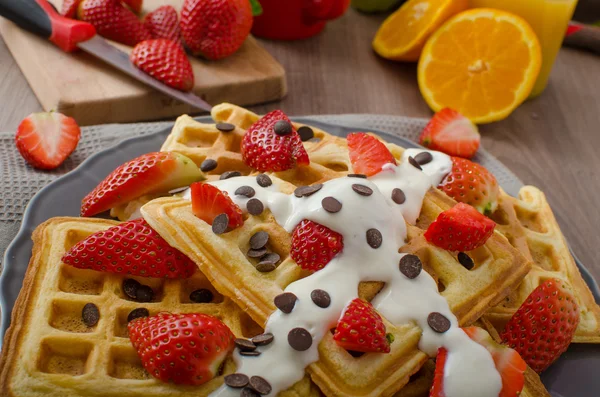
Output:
[{"xmin": 1, "ymin": 9, "xmax": 599, "ymax": 281}]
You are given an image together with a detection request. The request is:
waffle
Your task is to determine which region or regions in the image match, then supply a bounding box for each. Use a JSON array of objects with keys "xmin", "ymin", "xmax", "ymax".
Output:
[
  {"xmin": 144, "ymin": 103, "xmax": 532, "ymax": 397},
  {"xmin": 0, "ymin": 217, "xmax": 319, "ymax": 397}
]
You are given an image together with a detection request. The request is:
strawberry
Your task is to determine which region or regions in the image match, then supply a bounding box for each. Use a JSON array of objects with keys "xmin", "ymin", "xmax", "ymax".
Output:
[
  {"xmin": 131, "ymin": 39, "xmax": 194, "ymax": 92},
  {"xmin": 500, "ymin": 279, "xmax": 580, "ymax": 373},
  {"xmin": 430, "ymin": 347, "xmax": 448, "ymax": 397},
  {"xmin": 190, "ymin": 183, "xmax": 244, "ymax": 230},
  {"xmin": 121, "ymin": 0, "xmax": 143, "ymax": 14},
  {"xmin": 15, "ymin": 112, "xmax": 81, "ymax": 170},
  {"xmin": 77, "ymin": 0, "xmax": 151, "ymax": 46},
  {"xmin": 241, "ymin": 110, "xmax": 310, "ymax": 172},
  {"xmin": 439, "ymin": 157, "xmax": 499, "ymax": 214},
  {"xmin": 347, "ymin": 133, "xmax": 396, "ymax": 177},
  {"xmin": 62, "ymin": 0, "xmax": 82, "ymax": 18},
  {"xmin": 180, "ymin": 0, "xmax": 253, "ymax": 60},
  {"xmin": 128, "ymin": 313, "xmax": 235, "ymax": 385},
  {"xmin": 290, "ymin": 220, "xmax": 343, "ymax": 272},
  {"xmin": 333, "ymin": 298, "xmax": 391, "ymax": 353},
  {"xmin": 144, "ymin": 5, "xmax": 180, "ymax": 42},
  {"xmin": 62, "ymin": 218, "xmax": 196, "ymax": 278},
  {"xmin": 424, "ymin": 202, "xmax": 495, "ymax": 251},
  {"xmin": 420, "ymin": 108, "xmax": 480, "ymax": 159},
  {"xmin": 81, "ymin": 152, "xmax": 203, "ymax": 217}
]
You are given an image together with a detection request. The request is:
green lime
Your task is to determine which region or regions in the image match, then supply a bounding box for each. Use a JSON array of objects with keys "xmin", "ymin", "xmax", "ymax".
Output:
[{"xmin": 351, "ymin": 0, "xmax": 405, "ymax": 13}]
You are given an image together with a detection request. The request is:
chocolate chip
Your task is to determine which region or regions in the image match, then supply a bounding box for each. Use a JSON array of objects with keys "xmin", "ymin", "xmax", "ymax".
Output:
[
  {"xmin": 347, "ymin": 174, "xmax": 367, "ymax": 178},
  {"xmin": 249, "ymin": 376, "xmax": 272, "ymax": 395},
  {"xmin": 274, "ymin": 120, "xmax": 292, "ymax": 136},
  {"xmin": 294, "ymin": 184, "xmax": 323, "ymax": 198},
  {"xmin": 212, "ymin": 213, "xmax": 229, "ymax": 234},
  {"xmin": 366, "ymin": 228, "xmax": 383, "ymax": 248},
  {"xmin": 136, "ymin": 285, "xmax": 154, "ymax": 302},
  {"xmin": 235, "ymin": 185, "xmax": 256, "ymax": 198},
  {"xmin": 288, "ymin": 328, "xmax": 312, "ymax": 351},
  {"xmin": 352, "ymin": 184, "xmax": 373, "ymax": 196},
  {"xmin": 298, "ymin": 126, "xmax": 314, "ymax": 141},
  {"xmin": 250, "ymin": 231, "xmax": 269, "ymax": 250},
  {"xmin": 391, "ymin": 188, "xmax": 406, "ymax": 205},
  {"xmin": 123, "ymin": 278, "xmax": 141, "ymax": 300},
  {"xmin": 259, "ymin": 252, "xmax": 280, "ymax": 265},
  {"xmin": 224, "ymin": 373, "xmax": 249, "ymax": 388},
  {"xmin": 408, "ymin": 156, "xmax": 423, "ymax": 171},
  {"xmin": 348, "ymin": 350, "xmax": 365, "ymax": 358},
  {"xmin": 247, "ymin": 247, "xmax": 267, "ymax": 258},
  {"xmin": 216, "ymin": 122, "xmax": 235, "ymax": 132},
  {"xmin": 256, "ymin": 262, "xmax": 276, "ymax": 273},
  {"xmin": 251, "ymin": 333, "xmax": 274, "ymax": 346},
  {"xmin": 399, "ymin": 254, "xmax": 422, "ymax": 279},
  {"xmin": 82, "ymin": 303, "xmax": 99, "ymax": 327},
  {"xmin": 311, "ymin": 289, "xmax": 331, "ymax": 308},
  {"xmin": 247, "ymin": 199, "xmax": 264, "ymax": 216},
  {"xmin": 256, "ymin": 174, "xmax": 272, "ymax": 187},
  {"xmin": 235, "ymin": 338, "xmax": 257, "ymax": 352},
  {"xmin": 274, "ymin": 292, "xmax": 297, "ymax": 313},
  {"xmin": 458, "ymin": 252, "xmax": 475, "ymax": 270},
  {"xmin": 428, "ymin": 312, "xmax": 451, "ymax": 333},
  {"xmin": 239, "ymin": 351, "xmax": 261, "ymax": 357},
  {"xmin": 414, "ymin": 152, "xmax": 433, "ymax": 165},
  {"xmin": 189, "ymin": 288, "xmax": 213, "ymax": 303},
  {"xmin": 322, "ymin": 197, "xmax": 342, "ymax": 213},
  {"xmin": 220, "ymin": 171, "xmax": 241, "ymax": 180},
  {"xmin": 200, "ymin": 159, "xmax": 217, "ymax": 172},
  {"xmin": 127, "ymin": 308, "xmax": 149, "ymax": 322},
  {"xmin": 241, "ymin": 387, "xmax": 261, "ymax": 397}
]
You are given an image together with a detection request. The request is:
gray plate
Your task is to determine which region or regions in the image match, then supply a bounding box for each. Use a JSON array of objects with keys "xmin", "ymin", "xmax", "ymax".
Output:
[{"xmin": 1, "ymin": 117, "xmax": 599, "ymax": 396}]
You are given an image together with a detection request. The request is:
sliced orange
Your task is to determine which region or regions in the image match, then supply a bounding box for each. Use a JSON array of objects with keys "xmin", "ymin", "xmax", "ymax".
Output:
[
  {"xmin": 418, "ymin": 9, "xmax": 542, "ymax": 124},
  {"xmin": 373, "ymin": 0, "xmax": 468, "ymax": 62}
]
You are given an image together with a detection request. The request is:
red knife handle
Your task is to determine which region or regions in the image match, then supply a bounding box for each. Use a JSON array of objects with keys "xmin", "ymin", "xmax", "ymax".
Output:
[{"xmin": 0, "ymin": 0, "xmax": 95, "ymax": 52}]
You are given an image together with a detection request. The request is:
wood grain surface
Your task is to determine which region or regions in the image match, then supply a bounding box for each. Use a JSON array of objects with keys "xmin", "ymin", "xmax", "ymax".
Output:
[{"xmin": 0, "ymin": 8, "xmax": 599, "ymax": 282}]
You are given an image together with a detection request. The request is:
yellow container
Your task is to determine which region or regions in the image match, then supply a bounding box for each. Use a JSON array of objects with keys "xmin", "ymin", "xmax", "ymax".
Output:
[{"xmin": 469, "ymin": 0, "xmax": 577, "ymax": 97}]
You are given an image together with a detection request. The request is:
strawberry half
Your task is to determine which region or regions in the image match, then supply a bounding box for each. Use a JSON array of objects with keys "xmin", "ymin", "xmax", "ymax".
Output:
[
  {"xmin": 62, "ymin": 218, "xmax": 196, "ymax": 278},
  {"xmin": 131, "ymin": 39, "xmax": 194, "ymax": 92},
  {"xmin": 347, "ymin": 133, "xmax": 396, "ymax": 177},
  {"xmin": 290, "ymin": 220, "xmax": 343, "ymax": 272},
  {"xmin": 121, "ymin": 0, "xmax": 143, "ymax": 14},
  {"xmin": 500, "ymin": 279, "xmax": 580, "ymax": 373},
  {"xmin": 15, "ymin": 112, "xmax": 81, "ymax": 170},
  {"xmin": 424, "ymin": 202, "xmax": 495, "ymax": 251},
  {"xmin": 128, "ymin": 313, "xmax": 235, "ymax": 385},
  {"xmin": 439, "ymin": 157, "xmax": 499, "ymax": 214},
  {"xmin": 190, "ymin": 183, "xmax": 244, "ymax": 230},
  {"xmin": 333, "ymin": 298, "xmax": 391, "ymax": 353},
  {"xmin": 81, "ymin": 151, "xmax": 203, "ymax": 217},
  {"xmin": 420, "ymin": 108, "xmax": 480, "ymax": 159},
  {"xmin": 241, "ymin": 110, "xmax": 309, "ymax": 172},
  {"xmin": 144, "ymin": 5, "xmax": 180, "ymax": 42}
]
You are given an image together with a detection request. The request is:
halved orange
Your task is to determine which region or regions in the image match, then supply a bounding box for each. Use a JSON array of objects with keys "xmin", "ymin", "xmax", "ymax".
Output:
[
  {"xmin": 373, "ymin": 0, "xmax": 468, "ymax": 62},
  {"xmin": 418, "ymin": 9, "xmax": 542, "ymax": 124}
]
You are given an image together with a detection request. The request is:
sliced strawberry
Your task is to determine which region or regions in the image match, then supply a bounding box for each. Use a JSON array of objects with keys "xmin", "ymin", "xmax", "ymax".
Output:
[
  {"xmin": 15, "ymin": 112, "xmax": 81, "ymax": 170},
  {"xmin": 430, "ymin": 347, "xmax": 447, "ymax": 397},
  {"xmin": 62, "ymin": 0, "xmax": 82, "ymax": 18},
  {"xmin": 190, "ymin": 183, "xmax": 244, "ymax": 230},
  {"xmin": 290, "ymin": 220, "xmax": 343, "ymax": 272},
  {"xmin": 81, "ymin": 151, "xmax": 203, "ymax": 217},
  {"xmin": 333, "ymin": 298, "xmax": 390, "ymax": 353},
  {"xmin": 62, "ymin": 218, "xmax": 196, "ymax": 278},
  {"xmin": 424, "ymin": 202, "xmax": 495, "ymax": 251},
  {"xmin": 420, "ymin": 108, "xmax": 480, "ymax": 159},
  {"xmin": 143, "ymin": 5, "xmax": 180, "ymax": 41},
  {"xmin": 241, "ymin": 110, "xmax": 310, "ymax": 172},
  {"xmin": 121, "ymin": 0, "xmax": 143, "ymax": 13},
  {"xmin": 439, "ymin": 157, "xmax": 499, "ymax": 214},
  {"xmin": 347, "ymin": 133, "xmax": 396, "ymax": 177},
  {"xmin": 500, "ymin": 279, "xmax": 580, "ymax": 373},
  {"xmin": 128, "ymin": 313, "xmax": 235, "ymax": 385}
]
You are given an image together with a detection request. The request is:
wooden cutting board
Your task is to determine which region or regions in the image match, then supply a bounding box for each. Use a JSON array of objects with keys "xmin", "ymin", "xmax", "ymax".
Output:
[{"xmin": 0, "ymin": 0, "xmax": 286, "ymax": 126}]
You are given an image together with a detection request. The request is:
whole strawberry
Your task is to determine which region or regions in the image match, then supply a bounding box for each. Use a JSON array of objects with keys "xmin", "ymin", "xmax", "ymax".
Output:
[
  {"xmin": 180, "ymin": 0, "xmax": 253, "ymax": 60},
  {"xmin": 347, "ymin": 132, "xmax": 396, "ymax": 177},
  {"xmin": 333, "ymin": 298, "xmax": 391, "ymax": 353},
  {"xmin": 128, "ymin": 313, "xmax": 235, "ymax": 385},
  {"xmin": 144, "ymin": 5, "xmax": 180, "ymax": 42},
  {"xmin": 62, "ymin": 0, "xmax": 82, "ymax": 18},
  {"xmin": 62, "ymin": 218, "xmax": 196, "ymax": 278},
  {"xmin": 500, "ymin": 279, "xmax": 580, "ymax": 373},
  {"xmin": 291, "ymin": 220, "xmax": 343, "ymax": 272},
  {"xmin": 419, "ymin": 108, "xmax": 480, "ymax": 159},
  {"xmin": 131, "ymin": 39, "xmax": 194, "ymax": 92},
  {"xmin": 241, "ymin": 110, "xmax": 309, "ymax": 172}
]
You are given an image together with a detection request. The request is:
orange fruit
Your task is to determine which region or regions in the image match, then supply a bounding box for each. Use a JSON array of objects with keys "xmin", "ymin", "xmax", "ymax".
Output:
[
  {"xmin": 418, "ymin": 9, "xmax": 542, "ymax": 124},
  {"xmin": 373, "ymin": 0, "xmax": 468, "ymax": 62}
]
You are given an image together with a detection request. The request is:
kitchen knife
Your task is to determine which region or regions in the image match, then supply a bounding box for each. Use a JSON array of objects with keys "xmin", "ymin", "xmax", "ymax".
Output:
[{"xmin": 0, "ymin": 0, "xmax": 213, "ymax": 112}]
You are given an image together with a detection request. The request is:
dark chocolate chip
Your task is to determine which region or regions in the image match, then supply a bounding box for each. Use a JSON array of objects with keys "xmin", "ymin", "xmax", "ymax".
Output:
[
  {"xmin": 212, "ymin": 213, "xmax": 229, "ymax": 234},
  {"xmin": 347, "ymin": 174, "xmax": 367, "ymax": 179},
  {"xmin": 224, "ymin": 373, "xmax": 249, "ymax": 388},
  {"xmin": 189, "ymin": 288, "xmax": 214, "ymax": 303},
  {"xmin": 216, "ymin": 122, "xmax": 235, "ymax": 132},
  {"xmin": 239, "ymin": 351, "xmax": 261, "ymax": 357},
  {"xmin": 256, "ymin": 174, "xmax": 272, "ymax": 187},
  {"xmin": 247, "ymin": 247, "xmax": 267, "ymax": 258},
  {"xmin": 220, "ymin": 171, "xmax": 242, "ymax": 180},
  {"xmin": 391, "ymin": 188, "xmax": 406, "ymax": 205},
  {"xmin": 352, "ymin": 184, "xmax": 373, "ymax": 196},
  {"xmin": 251, "ymin": 333, "xmax": 274, "ymax": 346},
  {"xmin": 399, "ymin": 254, "xmax": 422, "ymax": 279},
  {"xmin": 408, "ymin": 156, "xmax": 423, "ymax": 171},
  {"xmin": 294, "ymin": 184, "xmax": 323, "ymax": 198},
  {"xmin": 274, "ymin": 120, "xmax": 292, "ymax": 136},
  {"xmin": 235, "ymin": 338, "xmax": 257, "ymax": 352},
  {"xmin": 348, "ymin": 350, "xmax": 365, "ymax": 358},
  {"xmin": 310, "ymin": 289, "xmax": 331, "ymax": 308},
  {"xmin": 259, "ymin": 252, "xmax": 280, "ymax": 265},
  {"xmin": 298, "ymin": 126, "xmax": 314, "ymax": 141},
  {"xmin": 274, "ymin": 292, "xmax": 297, "ymax": 314},
  {"xmin": 235, "ymin": 185, "xmax": 256, "ymax": 198},
  {"xmin": 247, "ymin": 199, "xmax": 264, "ymax": 216},
  {"xmin": 249, "ymin": 231, "xmax": 269, "ymax": 250},
  {"xmin": 288, "ymin": 328, "xmax": 312, "ymax": 351},
  {"xmin": 249, "ymin": 376, "xmax": 272, "ymax": 395},
  {"xmin": 136, "ymin": 285, "xmax": 154, "ymax": 303},
  {"xmin": 241, "ymin": 387, "xmax": 261, "ymax": 397},
  {"xmin": 123, "ymin": 278, "xmax": 141, "ymax": 300},
  {"xmin": 427, "ymin": 312, "xmax": 451, "ymax": 333},
  {"xmin": 322, "ymin": 197, "xmax": 342, "ymax": 213},
  {"xmin": 458, "ymin": 252, "xmax": 475, "ymax": 270},
  {"xmin": 127, "ymin": 308, "xmax": 149, "ymax": 323},
  {"xmin": 256, "ymin": 262, "xmax": 276, "ymax": 273},
  {"xmin": 200, "ymin": 159, "xmax": 218, "ymax": 172},
  {"xmin": 82, "ymin": 303, "xmax": 99, "ymax": 327},
  {"xmin": 366, "ymin": 228, "xmax": 383, "ymax": 249},
  {"xmin": 414, "ymin": 152, "xmax": 433, "ymax": 165}
]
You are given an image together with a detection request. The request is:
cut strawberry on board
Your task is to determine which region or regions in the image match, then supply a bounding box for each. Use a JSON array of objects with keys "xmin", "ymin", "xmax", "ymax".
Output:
[
  {"xmin": 143, "ymin": 5, "xmax": 180, "ymax": 42},
  {"xmin": 419, "ymin": 108, "xmax": 480, "ymax": 159},
  {"xmin": 333, "ymin": 298, "xmax": 391, "ymax": 353},
  {"xmin": 291, "ymin": 219, "xmax": 344, "ymax": 272},
  {"xmin": 121, "ymin": 0, "xmax": 143, "ymax": 14},
  {"xmin": 62, "ymin": 0, "xmax": 82, "ymax": 18},
  {"xmin": 14, "ymin": 112, "xmax": 81, "ymax": 170},
  {"xmin": 347, "ymin": 132, "xmax": 396, "ymax": 177},
  {"xmin": 80, "ymin": 151, "xmax": 203, "ymax": 217},
  {"xmin": 190, "ymin": 182, "xmax": 244, "ymax": 230}
]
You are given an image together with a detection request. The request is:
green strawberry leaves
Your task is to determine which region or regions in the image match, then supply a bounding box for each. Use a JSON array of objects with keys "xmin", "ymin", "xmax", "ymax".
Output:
[{"xmin": 249, "ymin": 0, "xmax": 263, "ymax": 16}]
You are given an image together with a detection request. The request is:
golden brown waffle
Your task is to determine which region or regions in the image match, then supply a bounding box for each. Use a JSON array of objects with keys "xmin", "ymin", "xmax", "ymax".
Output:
[
  {"xmin": 143, "ymin": 103, "xmax": 531, "ymax": 397},
  {"xmin": 0, "ymin": 217, "xmax": 319, "ymax": 397}
]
